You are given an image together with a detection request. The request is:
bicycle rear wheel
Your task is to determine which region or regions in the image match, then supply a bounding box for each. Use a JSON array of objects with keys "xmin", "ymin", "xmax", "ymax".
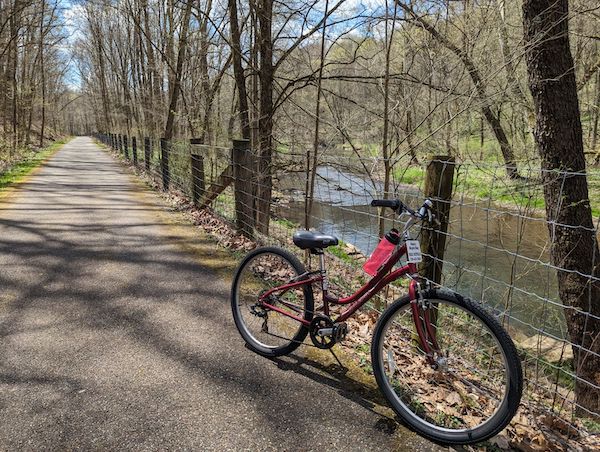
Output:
[
  {"xmin": 371, "ymin": 289, "xmax": 522, "ymax": 445},
  {"xmin": 231, "ymin": 247, "xmax": 314, "ymax": 357}
]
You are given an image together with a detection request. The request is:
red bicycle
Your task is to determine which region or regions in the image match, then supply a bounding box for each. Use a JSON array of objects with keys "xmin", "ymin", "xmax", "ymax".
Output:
[{"xmin": 231, "ymin": 199, "xmax": 522, "ymax": 445}]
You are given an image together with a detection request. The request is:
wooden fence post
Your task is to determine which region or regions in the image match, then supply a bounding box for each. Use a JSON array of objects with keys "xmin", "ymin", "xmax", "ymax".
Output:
[
  {"xmin": 232, "ymin": 139, "xmax": 254, "ymax": 237},
  {"xmin": 190, "ymin": 138, "xmax": 205, "ymax": 205},
  {"xmin": 419, "ymin": 155, "xmax": 456, "ymax": 286},
  {"xmin": 132, "ymin": 136, "xmax": 138, "ymax": 166},
  {"xmin": 118, "ymin": 134, "xmax": 123, "ymax": 153},
  {"xmin": 160, "ymin": 138, "xmax": 170, "ymax": 190},
  {"xmin": 144, "ymin": 137, "xmax": 151, "ymax": 171},
  {"xmin": 123, "ymin": 135, "xmax": 129, "ymax": 159}
]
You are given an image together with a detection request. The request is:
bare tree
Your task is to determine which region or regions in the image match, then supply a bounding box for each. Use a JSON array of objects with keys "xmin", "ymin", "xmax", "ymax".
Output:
[{"xmin": 523, "ymin": 0, "xmax": 600, "ymax": 415}]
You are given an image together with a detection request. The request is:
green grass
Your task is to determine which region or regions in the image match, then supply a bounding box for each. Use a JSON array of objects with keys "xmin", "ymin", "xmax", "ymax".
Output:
[
  {"xmin": 328, "ymin": 240, "xmax": 360, "ymax": 266},
  {"xmin": 394, "ymin": 166, "xmax": 425, "ymax": 185},
  {"xmin": 582, "ymin": 417, "xmax": 600, "ymax": 433},
  {"xmin": 273, "ymin": 217, "xmax": 298, "ymax": 229},
  {"xmin": 0, "ymin": 139, "xmax": 69, "ymax": 191},
  {"xmin": 330, "ymin": 130, "xmax": 600, "ymax": 217},
  {"xmin": 393, "ymin": 157, "xmax": 600, "ymax": 217}
]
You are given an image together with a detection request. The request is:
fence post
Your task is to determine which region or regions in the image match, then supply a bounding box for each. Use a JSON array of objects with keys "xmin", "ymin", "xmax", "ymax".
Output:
[
  {"xmin": 232, "ymin": 139, "xmax": 254, "ymax": 237},
  {"xmin": 160, "ymin": 138, "xmax": 170, "ymax": 190},
  {"xmin": 132, "ymin": 136, "xmax": 138, "ymax": 166},
  {"xmin": 123, "ymin": 135, "xmax": 129, "ymax": 159},
  {"xmin": 144, "ymin": 137, "xmax": 151, "ymax": 171},
  {"xmin": 119, "ymin": 134, "xmax": 124, "ymax": 153},
  {"xmin": 190, "ymin": 138, "xmax": 205, "ymax": 205},
  {"xmin": 419, "ymin": 155, "xmax": 456, "ymax": 286}
]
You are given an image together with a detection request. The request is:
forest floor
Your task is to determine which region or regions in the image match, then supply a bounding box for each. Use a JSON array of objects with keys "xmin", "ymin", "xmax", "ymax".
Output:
[{"xmin": 0, "ymin": 137, "xmax": 439, "ymax": 451}]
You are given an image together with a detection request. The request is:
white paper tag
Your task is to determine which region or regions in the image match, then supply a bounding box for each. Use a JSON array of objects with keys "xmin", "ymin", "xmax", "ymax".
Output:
[{"xmin": 406, "ymin": 240, "xmax": 422, "ymax": 263}]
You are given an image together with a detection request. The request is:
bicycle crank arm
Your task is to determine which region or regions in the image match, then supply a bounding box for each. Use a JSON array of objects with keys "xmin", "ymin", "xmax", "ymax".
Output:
[{"xmin": 316, "ymin": 328, "xmax": 334, "ymax": 336}]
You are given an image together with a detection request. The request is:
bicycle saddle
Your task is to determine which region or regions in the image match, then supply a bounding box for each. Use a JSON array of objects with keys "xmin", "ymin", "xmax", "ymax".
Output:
[{"xmin": 293, "ymin": 230, "xmax": 339, "ymax": 250}]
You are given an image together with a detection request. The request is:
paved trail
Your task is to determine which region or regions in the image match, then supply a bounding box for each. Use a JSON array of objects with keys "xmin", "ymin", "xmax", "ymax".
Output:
[{"xmin": 0, "ymin": 138, "xmax": 439, "ymax": 450}]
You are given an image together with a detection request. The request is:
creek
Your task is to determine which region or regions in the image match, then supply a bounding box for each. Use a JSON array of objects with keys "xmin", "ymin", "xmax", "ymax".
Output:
[{"xmin": 276, "ymin": 166, "xmax": 584, "ymax": 340}]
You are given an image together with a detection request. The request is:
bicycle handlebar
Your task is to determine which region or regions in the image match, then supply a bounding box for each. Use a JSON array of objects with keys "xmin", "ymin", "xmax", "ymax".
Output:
[
  {"xmin": 371, "ymin": 198, "xmax": 437, "ymax": 224},
  {"xmin": 371, "ymin": 198, "xmax": 418, "ymax": 216},
  {"xmin": 370, "ymin": 199, "xmax": 402, "ymax": 210}
]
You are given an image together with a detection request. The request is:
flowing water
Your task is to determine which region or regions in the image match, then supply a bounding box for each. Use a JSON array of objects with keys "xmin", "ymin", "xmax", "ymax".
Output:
[{"xmin": 275, "ymin": 166, "xmax": 592, "ymax": 339}]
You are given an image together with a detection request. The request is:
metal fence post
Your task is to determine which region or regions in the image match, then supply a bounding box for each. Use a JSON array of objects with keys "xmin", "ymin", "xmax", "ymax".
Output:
[
  {"xmin": 160, "ymin": 138, "xmax": 170, "ymax": 190},
  {"xmin": 144, "ymin": 137, "xmax": 151, "ymax": 171},
  {"xmin": 132, "ymin": 136, "xmax": 138, "ymax": 166},
  {"xmin": 232, "ymin": 139, "xmax": 254, "ymax": 237},
  {"xmin": 190, "ymin": 138, "xmax": 206, "ymax": 205}
]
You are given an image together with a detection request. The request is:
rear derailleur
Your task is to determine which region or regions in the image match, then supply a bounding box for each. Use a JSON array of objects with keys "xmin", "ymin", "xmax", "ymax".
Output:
[{"xmin": 309, "ymin": 315, "xmax": 348, "ymax": 349}]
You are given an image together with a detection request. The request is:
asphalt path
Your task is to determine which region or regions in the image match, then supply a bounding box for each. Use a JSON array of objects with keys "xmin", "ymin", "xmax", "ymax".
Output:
[{"xmin": 0, "ymin": 137, "xmax": 441, "ymax": 450}]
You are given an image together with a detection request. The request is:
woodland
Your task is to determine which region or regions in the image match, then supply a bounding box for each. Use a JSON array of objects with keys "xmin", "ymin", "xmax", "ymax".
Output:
[{"xmin": 1, "ymin": 0, "xmax": 600, "ymax": 446}]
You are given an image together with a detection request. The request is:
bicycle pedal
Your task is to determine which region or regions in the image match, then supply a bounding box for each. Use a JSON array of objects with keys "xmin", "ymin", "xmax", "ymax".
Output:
[{"xmin": 334, "ymin": 322, "xmax": 348, "ymax": 341}]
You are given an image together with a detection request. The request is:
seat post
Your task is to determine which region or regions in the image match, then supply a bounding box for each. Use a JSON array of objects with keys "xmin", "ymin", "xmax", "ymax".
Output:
[
  {"xmin": 319, "ymin": 253, "xmax": 326, "ymax": 274},
  {"xmin": 318, "ymin": 252, "xmax": 329, "ymax": 294}
]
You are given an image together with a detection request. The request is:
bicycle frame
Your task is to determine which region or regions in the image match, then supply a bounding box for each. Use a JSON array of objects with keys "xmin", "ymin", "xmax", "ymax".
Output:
[{"xmin": 258, "ymin": 241, "xmax": 440, "ymax": 358}]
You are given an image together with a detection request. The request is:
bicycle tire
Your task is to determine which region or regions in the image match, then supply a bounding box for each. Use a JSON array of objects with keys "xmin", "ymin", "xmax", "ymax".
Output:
[
  {"xmin": 371, "ymin": 289, "xmax": 522, "ymax": 445},
  {"xmin": 231, "ymin": 246, "xmax": 314, "ymax": 357}
]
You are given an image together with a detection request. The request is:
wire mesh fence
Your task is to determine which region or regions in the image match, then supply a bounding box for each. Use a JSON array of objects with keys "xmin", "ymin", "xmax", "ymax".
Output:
[{"xmin": 95, "ymin": 131, "xmax": 600, "ymax": 440}]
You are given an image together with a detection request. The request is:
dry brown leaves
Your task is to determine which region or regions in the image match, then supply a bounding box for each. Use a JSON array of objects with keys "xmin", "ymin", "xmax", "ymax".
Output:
[{"xmin": 141, "ymin": 172, "xmax": 256, "ymax": 253}]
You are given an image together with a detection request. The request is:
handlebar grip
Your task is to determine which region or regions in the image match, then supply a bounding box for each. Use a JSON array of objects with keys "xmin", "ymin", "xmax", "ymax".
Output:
[{"xmin": 371, "ymin": 199, "xmax": 402, "ymax": 210}]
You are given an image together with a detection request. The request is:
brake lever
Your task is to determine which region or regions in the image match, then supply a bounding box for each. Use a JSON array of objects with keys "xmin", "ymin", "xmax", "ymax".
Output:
[{"xmin": 418, "ymin": 199, "xmax": 440, "ymax": 226}]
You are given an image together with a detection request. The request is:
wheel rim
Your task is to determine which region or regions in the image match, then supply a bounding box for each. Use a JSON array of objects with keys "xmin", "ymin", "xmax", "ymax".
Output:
[
  {"xmin": 234, "ymin": 251, "xmax": 306, "ymax": 350},
  {"xmin": 377, "ymin": 298, "xmax": 510, "ymax": 434}
]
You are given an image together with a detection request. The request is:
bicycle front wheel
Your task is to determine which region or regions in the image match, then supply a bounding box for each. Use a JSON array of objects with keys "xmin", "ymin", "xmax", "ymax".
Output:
[
  {"xmin": 231, "ymin": 247, "xmax": 314, "ymax": 357},
  {"xmin": 371, "ymin": 289, "xmax": 522, "ymax": 445}
]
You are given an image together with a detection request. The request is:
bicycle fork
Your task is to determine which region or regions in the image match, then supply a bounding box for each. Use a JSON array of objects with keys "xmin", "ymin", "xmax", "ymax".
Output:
[{"xmin": 408, "ymin": 280, "xmax": 445, "ymax": 370}]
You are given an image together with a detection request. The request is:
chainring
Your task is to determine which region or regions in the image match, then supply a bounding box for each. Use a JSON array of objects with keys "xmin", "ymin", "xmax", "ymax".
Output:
[{"xmin": 309, "ymin": 315, "xmax": 336, "ymax": 349}]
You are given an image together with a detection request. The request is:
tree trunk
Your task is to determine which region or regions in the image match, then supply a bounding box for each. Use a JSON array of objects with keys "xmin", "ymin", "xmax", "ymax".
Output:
[
  {"xmin": 227, "ymin": 0, "xmax": 250, "ymax": 140},
  {"xmin": 9, "ymin": 0, "xmax": 19, "ymax": 155},
  {"xmin": 141, "ymin": 0, "xmax": 160, "ymax": 135},
  {"xmin": 255, "ymin": 0, "xmax": 273, "ymax": 234},
  {"xmin": 163, "ymin": 0, "xmax": 193, "ymax": 141},
  {"xmin": 305, "ymin": 0, "xmax": 329, "ymax": 231},
  {"xmin": 87, "ymin": 11, "xmax": 111, "ymax": 132},
  {"xmin": 523, "ymin": 0, "xmax": 600, "ymax": 415},
  {"xmin": 591, "ymin": 71, "xmax": 600, "ymax": 164},
  {"xmin": 39, "ymin": 0, "xmax": 46, "ymax": 146},
  {"xmin": 378, "ymin": 0, "xmax": 397, "ymax": 238},
  {"xmin": 198, "ymin": 0, "xmax": 213, "ymax": 142}
]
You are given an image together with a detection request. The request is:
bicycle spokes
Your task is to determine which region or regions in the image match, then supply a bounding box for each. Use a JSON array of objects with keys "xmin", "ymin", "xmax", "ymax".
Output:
[
  {"xmin": 233, "ymin": 249, "xmax": 312, "ymax": 352},
  {"xmin": 378, "ymin": 298, "xmax": 511, "ymax": 432}
]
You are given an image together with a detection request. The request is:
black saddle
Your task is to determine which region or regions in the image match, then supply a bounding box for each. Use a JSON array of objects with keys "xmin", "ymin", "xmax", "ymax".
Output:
[{"xmin": 293, "ymin": 230, "xmax": 339, "ymax": 250}]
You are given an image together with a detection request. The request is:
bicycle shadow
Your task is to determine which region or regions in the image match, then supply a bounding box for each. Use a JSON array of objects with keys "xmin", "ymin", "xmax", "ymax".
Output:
[
  {"xmin": 267, "ymin": 345, "xmax": 399, "ymax": 435},
  {"xmin": 269, "ymin": 347, "xmax": 463, "ymax": 451}
]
